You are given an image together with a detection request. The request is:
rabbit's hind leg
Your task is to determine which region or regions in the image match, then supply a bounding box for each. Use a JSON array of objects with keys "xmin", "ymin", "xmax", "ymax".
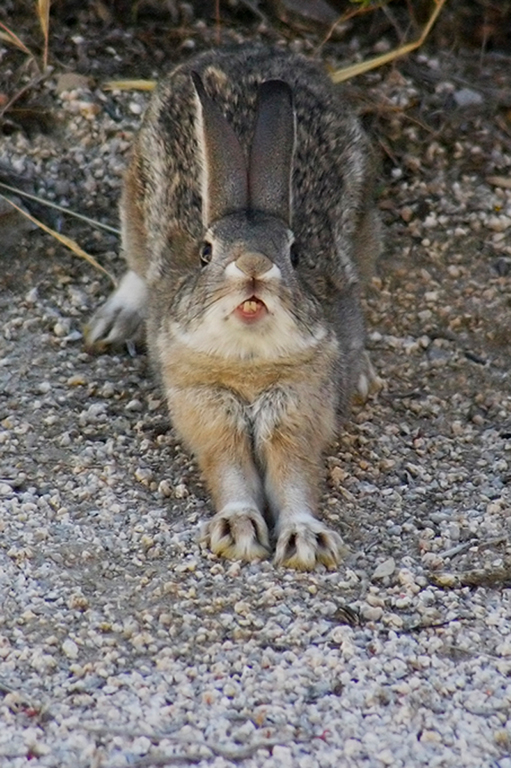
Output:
[
  {"xmin": 353, "ymin": 349, "xmax": 382, "ymax": 405},
  {"xmin": 85, "ymin": 269, "xmax": 147, "ymax": 350},
  {"xmin": 85, "ymin": 150, "xmax": 149, "ymax": 351}
]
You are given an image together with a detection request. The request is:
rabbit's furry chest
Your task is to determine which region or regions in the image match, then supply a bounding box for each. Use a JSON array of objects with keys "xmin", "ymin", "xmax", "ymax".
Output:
[{"xmin": 157, "ymin": 335, "xmax": 340, "ymax": 406}]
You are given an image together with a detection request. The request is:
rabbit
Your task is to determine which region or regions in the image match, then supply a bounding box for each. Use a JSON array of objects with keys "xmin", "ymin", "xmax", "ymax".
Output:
[{"xmin": 86, "ymin": 43, "xmax": 381, "ymax": 570}]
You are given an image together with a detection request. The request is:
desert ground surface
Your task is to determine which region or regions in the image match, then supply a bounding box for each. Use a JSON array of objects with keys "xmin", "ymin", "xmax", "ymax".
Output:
[{"xmin": 1, "ymin": 2, "xmax": 510, "ymax": 766}]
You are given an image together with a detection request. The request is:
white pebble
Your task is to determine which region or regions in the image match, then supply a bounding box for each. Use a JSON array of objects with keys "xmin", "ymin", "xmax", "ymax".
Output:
[
  {"xmin": 372, "ymin": 557, "xmax": 396, "ymax": 580},
  {"xmin": 62, "ymin": 639, "xmax": 79, "ymax": 659}
]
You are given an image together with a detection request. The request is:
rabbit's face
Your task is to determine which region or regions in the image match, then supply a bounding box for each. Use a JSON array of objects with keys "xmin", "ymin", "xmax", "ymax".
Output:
[{"xmin": 169, "ymin": 212, "xmax": 327, "ymax": 361}]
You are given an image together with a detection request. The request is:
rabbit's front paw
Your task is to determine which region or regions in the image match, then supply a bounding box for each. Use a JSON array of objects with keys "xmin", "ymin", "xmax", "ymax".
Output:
[
  {"xmin": 275, "ymin": 517, "xmax": 344, "ymax": 570},
  {"xmin": 201, "ymin": 505, "xmax": 270, "ymax": 562},
  {"xmin": 85, "ymin": 270, "xmax": 147, "ymax": 350}
]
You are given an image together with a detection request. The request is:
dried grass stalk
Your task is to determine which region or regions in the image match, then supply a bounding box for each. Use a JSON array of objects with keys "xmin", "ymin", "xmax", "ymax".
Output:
[
  {"xmin": 103, "ymin": 79, "xmax": 156, "ymax": 92},
  {"xmin": 36, "ymin": 0, "xmax": 51, "ymax": 69},
  {"xmin": 0, "ymin": 193, "xmax": 116, "ymax": 286},
  {"xmin": 331, "ymin": 0, "xmax": 447, "ymax": 83},
  {"xmin": 0, "ymin": 181, "xmax": 120, "ymax": 235},
  {"xmin": 0, "ymin": 23, "xmax": 33, "ymax": 57}
]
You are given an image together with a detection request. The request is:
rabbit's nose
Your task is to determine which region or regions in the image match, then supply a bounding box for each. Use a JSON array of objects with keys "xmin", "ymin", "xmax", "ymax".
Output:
[{"xmin": 235, "ymin": 252, "xmax": 273, "ymax": 277}]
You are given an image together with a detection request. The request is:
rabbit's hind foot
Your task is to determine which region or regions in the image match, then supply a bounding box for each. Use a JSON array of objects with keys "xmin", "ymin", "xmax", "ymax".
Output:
[
  {"xmin": 85, "ymin": 270, "xmax": 147, "ymax": 351},
  {"xmin": 353, "ymin": 350, "xmax": 382, "ymax": 405},
  {"xmin": 274, "ymin": 517, "xmax": 345, "ymax": 571},
  {"xmin": 200, "ymin": 505, "xmax": 271, "ymax": 562}
]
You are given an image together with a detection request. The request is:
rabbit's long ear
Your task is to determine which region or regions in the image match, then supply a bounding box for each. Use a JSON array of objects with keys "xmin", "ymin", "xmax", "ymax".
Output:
[
  {"xmin": 249, "ymin": 80, "xmax": 295, "ymax": 227},
  {"xmin": 191, "ymin": 71, "xmax": 248, "ymax": 227}
]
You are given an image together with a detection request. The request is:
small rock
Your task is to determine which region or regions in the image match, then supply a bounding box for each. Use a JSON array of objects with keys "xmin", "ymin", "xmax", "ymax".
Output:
[
  {"xmin": 126, "ymin": 399, "xmax": 143, "ymax": 411},
  {"xmin": 454, "ymin": 88, "xmax": 483, "ymax": 108},
  {"xmin": 174, "ymin": 483, "xmax": 188, "ymax": 498},
  {"xmin": 55, "ymin": 72, "xmax": 92, "ymax": 94},
  {"xmin": 360, "ymin": 604, "xmax": 383, "ymax": 622},
  {"xmin": 62, "ymin": 638, "xmax": 79, "ymax": 660},
  {"xmin": 372, "ymin": 557, "xmax": 396, "ymax": 580},
  {"xmin": 53, "ymin": 321, "xmax": 70, "ymax": 337},
  {"xmin": 158, "ymin": 479, "xmax": 172, "ymax": 496},
  {"xmin": 271, "ymin": 745, "xmax": 293, "ymax": 766},
  {"xmin": 67, "ymin": 374, "xmax": 87, "ymax": 386},
  {"xmin": 433, "ymin": 572, "xmax": 457, "ymax": 588},
  {"xmin": 132, "ymin": 736, "xmax": 151, "ymax": 755}
]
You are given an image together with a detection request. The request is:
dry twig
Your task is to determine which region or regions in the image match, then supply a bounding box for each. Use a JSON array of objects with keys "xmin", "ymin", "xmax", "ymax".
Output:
[
  {"xmin": 36, "ymin": 0, "xmax": 51, "ymax": 70},
  {"xmin": 0, "ymin": 22, "xmax": 34, "ymax": 59},
  {"xmin": 331, "ymin": 0, "xmax": 447, "ymax": 83},
  {"xmin": 84, "ymin": 725, "xmax": 288, "ymax": 767},
  {"xmin": 103, "ymin": 79, "xmax": 156, "ymax": 92},
  {"xmin": 0, "ymin": 193, "xmax": 116, "ymax": 285},
  {"xmin": 315, "ymin": 0, "xmax": 390, "ymax": 55},
  {"xmin": 0, "ymin": 181, "xmax": 120, "ymax": 235}
]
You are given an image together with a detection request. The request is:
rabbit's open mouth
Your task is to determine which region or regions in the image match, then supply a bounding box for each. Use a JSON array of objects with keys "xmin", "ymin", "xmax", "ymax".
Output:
[{"xmin": 233, "ymin": 296, "xmax": 268, "ymax": 324}]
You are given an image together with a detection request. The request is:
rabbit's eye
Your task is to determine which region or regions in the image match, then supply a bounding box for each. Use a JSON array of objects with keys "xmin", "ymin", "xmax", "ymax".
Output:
[
  {"xmin": 290, "ymin": 243, "xmax": 299, "ymax": 268},
  {"xmin": 200, "ymin": 241, "xmax": 213, "ymax": 266}
]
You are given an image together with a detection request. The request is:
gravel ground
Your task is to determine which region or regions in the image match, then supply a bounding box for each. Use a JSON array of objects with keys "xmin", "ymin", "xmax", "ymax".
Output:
[{"xmin": 1, "ymin": 16, "xmax": 511, "ymax": 768}]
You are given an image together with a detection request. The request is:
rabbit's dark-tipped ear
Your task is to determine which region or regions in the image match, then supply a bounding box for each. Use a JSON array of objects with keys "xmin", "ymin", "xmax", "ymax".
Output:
[
  {"xmin": 249, "ymin": 80, "xmax": 295, "ymax": 227},
  {"xmin": 191, "ymin": 71, "xmax": 248, "ymax": 227}
]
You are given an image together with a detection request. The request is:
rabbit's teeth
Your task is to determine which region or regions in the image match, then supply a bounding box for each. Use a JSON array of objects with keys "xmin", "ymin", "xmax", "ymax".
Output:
[{"xmin": 234, "ymin": 296, "xmax": 267, "ymax": 323}]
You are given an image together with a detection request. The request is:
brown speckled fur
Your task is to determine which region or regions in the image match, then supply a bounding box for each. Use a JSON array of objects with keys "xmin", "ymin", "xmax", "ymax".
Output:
[{"xmin": 86, "ymin": 43, "xmax": 382, "ymax": 569}]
